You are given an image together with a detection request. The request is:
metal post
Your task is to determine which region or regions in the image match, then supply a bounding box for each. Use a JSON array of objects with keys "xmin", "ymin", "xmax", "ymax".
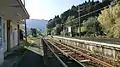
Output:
[
  {"xmin": 24, "ymin": 20, "xmax": 27, "ymax": 45},
  {"xmin": 7, "ymin": 20, "xmax": 11, "ymax": 52},
  {"xmin": 17, "ymin": 24, "xmax": 20, "ymax": 46},
  {"xmin": 23, "ymin": 0, "xmax": 28, "ymax": 45}
]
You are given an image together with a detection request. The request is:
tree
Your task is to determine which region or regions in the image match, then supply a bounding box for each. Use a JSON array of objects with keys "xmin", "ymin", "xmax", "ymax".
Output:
[
  {"xmin": 46, "ymin": 0, "xmax": 106, "ymax": 36},
  {"xmin": 55, "ymin": 24, "xmax": 62, "ymax": 35},
  {"xmin": 31, "ymin": 28, "xmax": 37, "ymax": 37},
  {"xmin": 60, "ymin": 6, "xmax": 78, "ymax": 23},
  {"xmin": 98, "ymin": 2, "xmax": 120, "ymax": 38},
  {"xmin": 46, "ymin": 28, "xmax": 51, "ymax": 35},
  {"xmin": 82, "ymin": 17, "xmax": 102, "ymax": 36},
  {"xmin": 47, "ymin": 19, "xmax": 56, "ymax": 29},
  {"xmin": 37, "ymin": 29, "xmax": 43, "ymax": 36},
  {"xmin": 111, "ymin": 0, "xmax": 119, "ymax": 6},
  {"xmin": 54, "ymin": 15, "xmax": 62, "ymax": 24},
  {"xmin": 46, "ymin": 15, "xmax": 62, "ymax": 35},
  {"xmin": 65, "ymin": 16, "xmax": 75, "ymax": 26},
  {"xmin": 65, "ymin": 16, "xmax": 76, "ymax": 36}
]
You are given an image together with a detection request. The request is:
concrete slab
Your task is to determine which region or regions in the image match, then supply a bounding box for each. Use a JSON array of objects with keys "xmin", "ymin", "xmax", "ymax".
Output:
[
  {"xmin": 27, "ymin": 46, "xmax": 44, "ymax": 56},
  {"xmin": 16, "ymin": 50, "xmax": 45, "ymax": 67}
]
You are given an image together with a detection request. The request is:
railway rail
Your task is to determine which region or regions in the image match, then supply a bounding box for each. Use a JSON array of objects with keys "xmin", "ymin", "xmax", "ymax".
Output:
[
  {"xmin": 42, "ymin": 37, "xmax": 83, "ymax": 67},
  {"xmin": 52, "ymin": 38, "xmax": 120, "ymax": 66},
  {"xmin": 43, "ymin": 37, "xmax": 116, "ymax": 67}
]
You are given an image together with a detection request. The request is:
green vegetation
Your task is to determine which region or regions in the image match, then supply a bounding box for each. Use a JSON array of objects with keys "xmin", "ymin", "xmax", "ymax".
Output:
[
  {"xmin": 26, "ymin": 28, "xmax": 43, "ymax": 44},
  {"xmin": 31, "ymin": 28, "xmax": 37, "ymax": 37},
  {"xmin": 30, "ymin": 28, "xmax": 43, "ymax": 37},
  {"xmin": 46, "ymin": 0, "xmax": 120, "ymax": 38},
  {"xmin": 27, "ymin": 35, "xmax": 39, "ymax": 44},
  {"xmin": 98, "ymin": 1, "xmax": 120, "ymax": 38},
  {"xmin": 46, "ymin": 0, "xmax": 103, "ymax": 36},
  {"xmin": 82, "ymin": 17, "xmax": 102, "ymax": 36}
]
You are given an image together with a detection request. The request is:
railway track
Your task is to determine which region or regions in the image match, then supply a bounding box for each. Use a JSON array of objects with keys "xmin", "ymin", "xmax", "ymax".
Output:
[{"xmin": 44, "ymin": 37, "xmax": 115, "ymax": 67}]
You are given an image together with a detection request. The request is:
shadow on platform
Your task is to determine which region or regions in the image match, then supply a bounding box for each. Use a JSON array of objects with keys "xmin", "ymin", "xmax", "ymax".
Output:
[{"xmin": 16, "ymin": 50, "xmax": 45, "ymax": 67}]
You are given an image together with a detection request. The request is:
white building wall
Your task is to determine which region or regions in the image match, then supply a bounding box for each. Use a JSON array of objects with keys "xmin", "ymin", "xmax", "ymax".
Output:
[
  {"xmin": 4, "ymin": 21, "xmax": 7, "ymax": 52},
  {"xmin": 10, "ymin": 23, "xmax": 18, "ymax": 48},
  {"xmin": 3, "ymin": 21, "xmax": 19, "ymax": 52},
  {"xmin": 0, "ymin": 20, "xmax": 19, "ymax": 66}
]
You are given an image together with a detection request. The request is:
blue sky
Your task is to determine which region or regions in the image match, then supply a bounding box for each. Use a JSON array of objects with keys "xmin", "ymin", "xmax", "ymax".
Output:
[{"xmin": 25, "ymin": 0, "xmax": 101, "ymax": 20}]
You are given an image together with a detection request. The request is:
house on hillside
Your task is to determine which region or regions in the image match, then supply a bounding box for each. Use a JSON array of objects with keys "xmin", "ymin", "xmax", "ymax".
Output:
[{"xmin": 0, "ymin": 0, "xmax": 29, "ymax": 65}]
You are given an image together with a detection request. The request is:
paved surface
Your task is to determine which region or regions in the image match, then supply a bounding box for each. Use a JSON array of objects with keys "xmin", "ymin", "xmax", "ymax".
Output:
[
  {"xmin": 0, "ymin": 52, "xmax": 21, "ymax": 67},
  {"xmin": 27, "ymin": 39, "xmax": 44, "ymax": 56},
  {"xmin": 16, "ymin": 50, "xmax": 45, "ymax": 67},
  {"xmin": 0, "ymin": 38, "xmax": 45, "ymax": 67},
  {"xmin": 16, "ymin": 38, "xmax": 45, "ymax": 67},
  {"xmin": 0, "ymin": 41, "xmax": 28, "ymax": 67}
]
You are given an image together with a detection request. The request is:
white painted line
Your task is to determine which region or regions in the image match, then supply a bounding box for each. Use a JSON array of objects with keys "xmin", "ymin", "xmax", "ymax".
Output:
[{"xmin": 27, "ymin": 46, "xmax": 44, "ymax": 56}]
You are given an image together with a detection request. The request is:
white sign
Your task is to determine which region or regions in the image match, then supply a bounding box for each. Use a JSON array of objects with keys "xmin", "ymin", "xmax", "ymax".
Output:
[{"xmin": 68, "ymin": 26, "xmax": 71, "ymax": 32}]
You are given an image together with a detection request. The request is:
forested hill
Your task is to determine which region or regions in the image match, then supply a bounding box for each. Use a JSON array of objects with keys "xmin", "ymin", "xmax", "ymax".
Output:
[{"xmin": 46, "ymin": 0, "xmax": 112, "ymax": 36}]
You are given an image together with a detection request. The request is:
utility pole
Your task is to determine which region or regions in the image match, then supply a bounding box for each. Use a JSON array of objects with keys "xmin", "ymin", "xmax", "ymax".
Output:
[
  {"xmin": 78, "ymin": 5, "xmax": 81, "ymax": 38},
  {"xmin": 25, "ymin": 20, "xmax": 28, "ymax": 45},
  {"xmin": 23, "ymin": 0, "xmax": 28, "ymax": 45}
]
